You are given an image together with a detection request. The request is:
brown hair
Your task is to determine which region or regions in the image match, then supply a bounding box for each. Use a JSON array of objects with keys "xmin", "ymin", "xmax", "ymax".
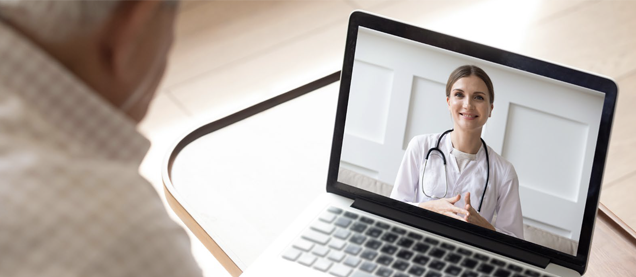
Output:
[{"xmin": 445, "ymin": 65, "xmax": 494, "ymax": 104}]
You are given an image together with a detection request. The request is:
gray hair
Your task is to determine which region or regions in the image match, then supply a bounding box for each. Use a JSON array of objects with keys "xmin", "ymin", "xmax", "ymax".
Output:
[{"xmin": 0, "ymin": 0, "xmax": 120, "ymax": 42}]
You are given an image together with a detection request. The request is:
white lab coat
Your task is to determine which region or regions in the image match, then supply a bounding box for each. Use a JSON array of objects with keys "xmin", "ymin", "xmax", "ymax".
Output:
[{"xmin": 390, "ymin": 133, "xmax": 524, "ymax": 239}]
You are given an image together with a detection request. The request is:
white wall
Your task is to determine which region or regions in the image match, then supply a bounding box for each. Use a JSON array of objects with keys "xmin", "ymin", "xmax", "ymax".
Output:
[{"xmin": 339, "ymin": 27, "xmax": 605, "ymax": 242}]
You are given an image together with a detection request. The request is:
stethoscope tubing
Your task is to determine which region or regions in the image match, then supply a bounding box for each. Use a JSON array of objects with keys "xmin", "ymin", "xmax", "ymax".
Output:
[{"xmin": 420, "ymin": 129, "xmax": 490, "ymax": 212}]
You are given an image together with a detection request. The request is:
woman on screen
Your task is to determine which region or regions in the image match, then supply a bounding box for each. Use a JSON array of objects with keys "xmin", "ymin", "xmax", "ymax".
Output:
[{"xmin": 390, "ymin": 65, "xmax": 524, "ymax": 239}]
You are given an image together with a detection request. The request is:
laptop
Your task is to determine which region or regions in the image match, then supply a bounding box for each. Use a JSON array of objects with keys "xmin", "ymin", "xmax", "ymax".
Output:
[{"xmin": 242, "ymin": 11, "xmax": 617, "ymax": 277}]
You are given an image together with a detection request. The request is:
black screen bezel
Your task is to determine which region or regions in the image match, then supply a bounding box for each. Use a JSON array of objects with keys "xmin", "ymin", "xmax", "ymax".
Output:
[{"xmin": 326, "ymin": 11, "xmax": 618, "ymax": 275}]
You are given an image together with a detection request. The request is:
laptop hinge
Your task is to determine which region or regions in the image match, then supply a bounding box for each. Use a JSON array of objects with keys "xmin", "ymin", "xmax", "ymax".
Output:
[{"xmin": 351, "ymin": 198, "xmax": 550, "ymax": 269}]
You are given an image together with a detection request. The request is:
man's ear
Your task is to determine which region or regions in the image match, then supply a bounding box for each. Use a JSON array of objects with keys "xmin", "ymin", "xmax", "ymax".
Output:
[{"xmin": 99, "ymin": 1, "xmax": 160, "ymax": 80}]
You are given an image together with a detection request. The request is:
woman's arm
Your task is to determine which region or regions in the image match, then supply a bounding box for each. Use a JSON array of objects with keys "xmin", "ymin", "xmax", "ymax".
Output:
[
  {"xmin": 493, "ymin": 166, "xmax": 524, "ymax": 239},
  {"xmin": 390, "ymin": 138, "xmax": 422, "ymax": 203}
]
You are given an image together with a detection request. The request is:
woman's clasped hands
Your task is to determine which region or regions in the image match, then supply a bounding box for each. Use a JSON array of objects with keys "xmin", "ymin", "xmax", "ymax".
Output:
[{"xmin": 418, "ymin": 192, "xmax": 495, "ymax": 231}]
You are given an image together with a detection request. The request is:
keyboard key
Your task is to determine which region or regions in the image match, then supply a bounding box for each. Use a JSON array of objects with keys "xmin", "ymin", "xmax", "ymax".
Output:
[
  {"xmin": 396, "ymin": 249, "xmax": 414, "ymax": 260},
  {"xmin": 440, "ymin": 242, "xmax": 456, "ymax": 251},
  {"xmin": 365, "ymin": 228, "xmax": 383, "ymax": 238},
  {"xmin": 408, "ymin": 265, "xmax": 426, "ymax": 276},
  {"xmin": 302, "ymin": 230, "xmax": 330, "ymax": 245},
  {"xmin": 379, "ymin": 245, "xmax": 398, "ymax": 255},
  {"xmin": 344, "ymin": 211, "xmax": 359, "ymax": 219},
  {"xmin": 360, "ymin": 249, "xmax": 378, "ymax": 260},
  {"xmin": 297, "ymin": 253, "xmax": 316, "ymax": 266},
  {"xmin": 319, "ymin": 212, "xmax": 337, "ymax": 223},
  {"xmin": 407, "ymin": 232, "xmax": 423, "ymax": 240},
  {"xmin": 391, "ymin": 260, "xmax": 410, "ymax": 271},
  {"xmin": 391, "ymin": 226, "xmax": 407, "ymax": 235},
  {"xmin": 329, "ymin": 263, "xmax": 352, "ymax": 277},
  {"xmin": 524, "ymin": 269, "xmax": 540, "ymax": 277},
  {"xmin": 493, "ymin": 268, "xmax": 511, "ymax": 277},
  {"xmin": 328, "ymin": 239, "xmax": 346, "ymax": 250},
  {"xmin": 428, "ymin": 260, "xmax": 446, "ymax": 271},
  {"xmin": 344, "ymin": 256, "xmax": 362, "ymax": 267},
  {"xmin": 349, "ymin": 234, "xmax": 366, "ymax": 245},
  {"xmin": 429, "ymin": 248, "xmax": 446, "ymax": 259},
  {"xmin": 335, "ymin": 217, "xmax": 353, "ymax": 228},
  {"xmin": 380, "ymin": 232, "xmax": 398, "ymax": 243},
  {"xmin": 513, "ymin": 274, "xmax": 525, "ymax": 277},
  {"xmin": 282, "ymin": 248, "xmax": 301, "ymax": 261},
  {"xmin": 312, "ymin": 221, "xmax": 336, "ymax": 234},
  {"xmin": 394, "ymin": 273, "xmax": 410, "ymax": 277},
  {"xmin": 312, "ymin": 245, "xmax": 330, "ymax": 257},
  {"xmin": 328, "ymin": 207, "xmax": 343, "ymax": 214},
  {"xmin": 457, "ymin": 248, "xmax": 472, "ymax": 256},
  {"xmin": 444, "ymin": 265, "xmax": 462, "ymax": 276},
  {"xmin": 345, "ymin": 244, "xmax": 363, "ymax": 255},
  {"xmin": 424, "ymin": 237, "xmax": 439, "ymax": 245},
  {"xmin": 459, "ymin": 258, "xmax": 477, "ymax": 269},
  {"xmin": 444, "ymin": 253, "xmax": 462, "ymax": 264},
  {"xmin": 424, "ymin": 271, "xmax": 442, "ymax": 277},
  {"xmin": 351, "ymin": 222, "xmax": 368, "ymax": 233},
  {"xmin": 413, "ymin": 242, "xmax": 430, "ymax": 254},
  {"xmin": 473, "ymin": 253, "xmax": 489, "ymax": 262},
  {"xmin": 364, "ymin": 239, "xmax": 382, "ymax": 250},
  {"xmin": 413, "ymin": 254, "xmax": 430, "ymax": 266},
  {"xmin": 375, "ymin": 222, "xmax": 391, "ymax": 230},
  {"xmin": 507, "ymin": 264, "xmax": 523, "ymax": 272},
  {"xmin": 360, "ymin": 261, "xmax": 377, "ymax": 272},
  {"xmin": 360, "ymin": 217, "xmax": 375, "ymax": 224},
  {"xmin": 334, "ymin": 228, "xmax": 352, "ymax": 240},
  {"xmin": 461, "ymin": 271, "xmax": 478, "ymax": 277},
  {"xmin": 293, "ymin": 239, "xmax": 314, "ymax": 251},
  {"xmin": 396, "ymin": 237, "xmax": 414, "ymax": 248},
  {"xmin": 476, "ymin": 263, "xmax": 494, "ymax": 274},
  {"xmin": 328, "ymin": 251, "xmax": 345, "ymax": 262},
  {"xmin": 490, "ymin": 258, "xmax": 506, "ymax": 267},
  {"xmin": 377, "ymin": 255, "xmax": 394, "ymax": 266},
  {"xmin": 313, "ymin": 258, "xmax": 332, "ymax": 272},
  {"xmin": 376, "ymin": 267, "xmax": 394, "ymax": 277},
  {"xmin": 351, "ymin": 271, "xmax": 374, "ymax": 277}
]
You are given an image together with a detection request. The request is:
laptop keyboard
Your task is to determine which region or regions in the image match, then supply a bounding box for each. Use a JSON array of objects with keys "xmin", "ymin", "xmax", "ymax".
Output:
[{"xmin": 282, "ymin": 206, "xmax": 551, "ymax": 277}]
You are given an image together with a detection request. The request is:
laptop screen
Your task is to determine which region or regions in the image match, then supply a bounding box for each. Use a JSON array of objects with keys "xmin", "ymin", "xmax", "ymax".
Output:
[{"xmin": 330, "ymin": 12, "xmax": 617, "ymax": 270}]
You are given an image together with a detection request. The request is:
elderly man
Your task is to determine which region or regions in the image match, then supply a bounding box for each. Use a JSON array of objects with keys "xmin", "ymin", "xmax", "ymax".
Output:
[{"xmin": 0, "ymin": 1, "xmax": 202, "ymax": 276}]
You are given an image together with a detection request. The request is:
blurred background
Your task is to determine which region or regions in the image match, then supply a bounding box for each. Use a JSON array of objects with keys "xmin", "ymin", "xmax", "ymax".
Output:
[{"xmin": 137, "ymin": 1, "xmax": 636, "ymax": 275}]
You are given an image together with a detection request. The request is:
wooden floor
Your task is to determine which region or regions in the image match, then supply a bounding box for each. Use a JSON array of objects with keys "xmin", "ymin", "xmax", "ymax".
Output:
[{"xmin": 137, "ymin": 1, "xmax": 636, "ymax": 276}]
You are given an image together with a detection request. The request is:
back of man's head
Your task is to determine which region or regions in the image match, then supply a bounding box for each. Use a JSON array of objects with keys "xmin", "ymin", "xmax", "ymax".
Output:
[{"xmin": 0, "ymin": 0, "xmax": 179, "ymax": 122}]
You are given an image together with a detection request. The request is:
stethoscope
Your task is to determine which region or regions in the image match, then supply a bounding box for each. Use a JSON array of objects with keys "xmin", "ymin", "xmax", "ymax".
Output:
[{"xmin": 420, "ymin": 129, "xmax": 490, "ymax": 212}]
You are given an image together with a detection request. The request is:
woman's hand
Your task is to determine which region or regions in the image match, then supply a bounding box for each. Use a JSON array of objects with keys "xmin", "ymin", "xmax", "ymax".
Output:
[
  {"xmin": 418, "ymin": 195, "xmax": 468, "ymax": 221},
  {"xmin": 463, "ymin": 192, "xmax": 496, "ymax": 231}
]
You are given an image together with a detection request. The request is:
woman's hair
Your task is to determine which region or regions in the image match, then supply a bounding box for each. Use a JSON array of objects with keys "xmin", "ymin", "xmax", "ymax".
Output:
[{"xmin": 445, "ymin": 65, "xmax": 494, "ymax": 104}]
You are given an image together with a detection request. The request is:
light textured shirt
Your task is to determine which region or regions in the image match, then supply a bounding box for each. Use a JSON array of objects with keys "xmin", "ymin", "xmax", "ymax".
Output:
[
  {"xmin": 0, "ymin": 21, "xmax": 202, "ymax": 276},
  {"xmin": 451, "ymin": 147, "xmax": 476, "ymax": 173}
]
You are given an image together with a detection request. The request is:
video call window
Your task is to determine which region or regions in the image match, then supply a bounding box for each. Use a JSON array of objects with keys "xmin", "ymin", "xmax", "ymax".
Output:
[{"xmin": 337, "ymin": 27, "xmax": 605, "ymax": 255}]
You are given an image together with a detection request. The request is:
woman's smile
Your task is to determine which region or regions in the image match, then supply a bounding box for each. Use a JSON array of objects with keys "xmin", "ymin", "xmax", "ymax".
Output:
[{"xmin": 459, "ymin": 112, "xmax": 478, "ymax": 120}]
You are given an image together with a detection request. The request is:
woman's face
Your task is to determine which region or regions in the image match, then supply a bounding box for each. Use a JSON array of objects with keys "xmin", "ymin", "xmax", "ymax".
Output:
[{"xmin": 447, "ymin": 75, "xmax": 493, "ymax": 133}]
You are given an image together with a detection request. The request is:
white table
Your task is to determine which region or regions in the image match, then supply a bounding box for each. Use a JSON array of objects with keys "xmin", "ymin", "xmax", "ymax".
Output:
[{"xmin": 163, "ymin": 73, "xmax": 340, "ymax": 275}]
